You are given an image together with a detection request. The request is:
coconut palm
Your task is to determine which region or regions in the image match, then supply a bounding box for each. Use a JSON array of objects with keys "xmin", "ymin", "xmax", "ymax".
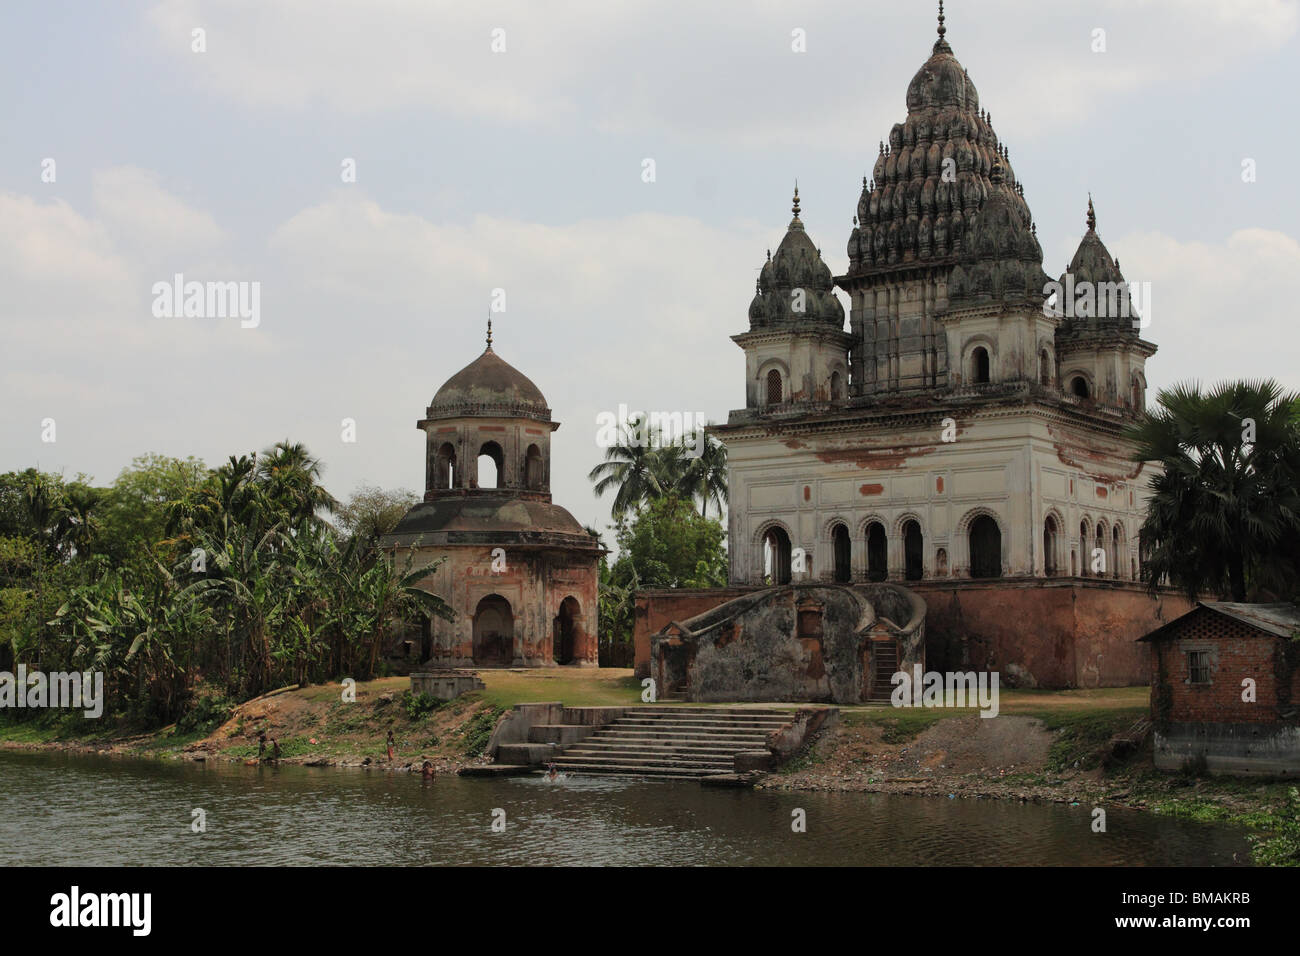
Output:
[
  {"xmin": 588, "ymin": 417, "xmax": 678, "ymax": 518},
  {"xmin": 673, "ymin": 430, "xmax": 729, "ymax": 519},
  {"xmin": 1125, "ymin": 379, "xmax": 1300, "ymax": 601}
]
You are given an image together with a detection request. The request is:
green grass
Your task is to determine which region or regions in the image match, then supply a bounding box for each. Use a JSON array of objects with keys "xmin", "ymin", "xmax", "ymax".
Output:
[{"xmin": 474, "ymin": 668, "xmax": 642, "ymax": 709}]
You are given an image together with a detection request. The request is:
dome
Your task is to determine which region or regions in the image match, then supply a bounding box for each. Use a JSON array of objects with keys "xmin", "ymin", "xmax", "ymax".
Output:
[
  {"xmin": 1057, "ymin": 196, "xmax": 1140, "ymax": 337},
  {"xmin": 845, "ymin": 7, "xmax": 1040, "ymax": 280},
  {"xmin": 427, "ymin": 342, "xmax": 551, "ymax": 422},
  {"xmin": 748, "ymin": 187, "xmax": 846, "ymax": 330},
  {"xmin": 946, "ymin": 159, "xmax": 1050, "ymax": 306},
  {"xmin": 1060, "ymin": 197, "xmax": 1125, "ymax": 288}
]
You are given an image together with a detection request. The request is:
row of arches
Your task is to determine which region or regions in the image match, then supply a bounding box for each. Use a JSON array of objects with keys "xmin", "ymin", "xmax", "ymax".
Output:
[
  {"xmin": 965, "ymin": 340, "xmax": 1147, "ymax": 410},
  {"xmin": 470, "ymin": 593, "xmax": 584, "ymax": 666},
  {"xmin": 433, "ymin": 441, "xmax": 546, "ymax": 492},
  {"xmin": 1042, "ymin": 514, "xmax": 1136, "ymax": 579},
  {"xmin": 760, "ymin": 510, "xmax": 1140, "ymax": 583},
  {"xmin": 760, "ymin": 513, "xmax": 1004, "ymax": 584}
]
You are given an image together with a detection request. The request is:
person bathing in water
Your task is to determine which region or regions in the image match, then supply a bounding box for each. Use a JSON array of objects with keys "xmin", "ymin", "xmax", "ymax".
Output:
[
  {"xmin": 386, "ymin": 730, "xmax": 395, "ymax": 763},
  {"xmin": 421, "ymin": 760, "xmax": 434, "ymax": 779}
]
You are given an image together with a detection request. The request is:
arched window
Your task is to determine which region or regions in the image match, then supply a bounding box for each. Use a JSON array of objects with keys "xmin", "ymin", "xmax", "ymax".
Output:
[
  {"xmin": 969, "ymin": 515, "xmax": 1002, "ymax": 578},
  {"xmin": 830, "ymin": 371, "xmax": 843, "ymax": 401},
  {"xmin": 866, "ymin": 522, "xmax": 888, "ymax": 582},
  {"xmin": 1071, "ymin": 376, "xmax": 1089, "ymax": 399},
  {"xmin": 525, "ymin": 444, "xmax": 544, "ymax": 491},
  {"xmin": 972, "ymin": 346, "xmax": 990, "ymax": 384},
  {"xmin": 1039, "ymin": 349, "xmax": 1052, "ymax": 386},
  {"xmin": 763, "ymin": 526, "xmax": 793, "ymax": 585},
  {"xmin": 435, "ymin": 442, "xmax": 457, "ymax": 490},
  {"xmin": 831, "ymin": 523, "xmax": 851, "ymax": 583},
  {"xmin": 935, "ymin": 547, "xmax": 949, "ymax": 577},
  {"xmin": 1131, "ymin": 374, "xmax": 1145, "ymax": 411},
  {"xmin": 765, "ymin": 369, "xmax": 783, "ymax": 406},
  {"xmin": 476, "ymin": 441, "xmax": 504, "ymax": 489},
  {"xmin": 1094, "ymin": 522, "xmax": 1106, "ymax": 576},
  {"xmin": 903, "ymin": 520, "xmax": 923, "ymax": 581},
  {"xmin": 1043, "ymin": 515, "xmax": 1059, "ymax": 576},
  {"xmin": 1112, "ymin": 525, "xmax": 1124, "ymax": 580},
  {"xmin": 1080, "ymin": 521, "xmax": 1090, "ymax": 575}
]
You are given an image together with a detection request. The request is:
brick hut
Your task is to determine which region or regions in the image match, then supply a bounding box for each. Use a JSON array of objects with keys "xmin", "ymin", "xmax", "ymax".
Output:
[{"xmin": 1139, "ymin": 603, "xmax": 1300, "ymax": 775}]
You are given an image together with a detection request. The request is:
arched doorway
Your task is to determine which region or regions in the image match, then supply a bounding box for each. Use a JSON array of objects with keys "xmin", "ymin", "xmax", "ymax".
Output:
[
  {"xmin": 762, "ymin": 526, "xmax": 792, "ymax": 584},
  {"xmin": 472, "ymin": 594, "xmax": 514, "ymax": 666},
  {"xmin": 903, "ymin": 520, "xmax": 923, "ymax": 581},
  {"xmin": 969, "ymin": 515, "xmax": 1002, "ymax": 578},
  {"xmin": 831, "ymin": 523, "xmax": 851, "ymax": 583},
  {"xmin": 554, "ymin": 596, "xmax": 581, "ymax": 665},
  {"xmin": 866, "ymin": 522, "xmax": 887, "ymax": 581},
  {"xmin": 972, "ymin": 346, "xmax": 990, "ymax": 384}
]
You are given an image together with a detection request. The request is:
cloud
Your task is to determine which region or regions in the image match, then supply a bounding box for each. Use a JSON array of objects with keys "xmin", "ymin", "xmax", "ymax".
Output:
[
  {"xmin": 1110, "ymin": 227, "xmax": 1300, "ymax": 395},
  {"xmin": 92, "ymin": 166, "xmax": 226, "ymax": 253},
  {"xmin": 144, "ymin": 0, "xmax": 1296, "ymax": 148}
]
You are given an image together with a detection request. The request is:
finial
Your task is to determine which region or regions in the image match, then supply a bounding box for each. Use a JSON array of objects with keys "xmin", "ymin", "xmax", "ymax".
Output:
[
  {"xmin": 486, "ymin": 312, "xmax": 493, "ymax": 350},
  {"xmin": 989, "ymin": 157, "xmax": 1004, "ymax": 185},
  {"xmin": 792, "ymin": 181, "xmax": 801, "ymax": 219},
  {"xmin": 853, "ymin": 215, "xmax": 858, "ymax": 226},
  {"xmin": 863, "ymin": 174, "xmax": 868, "ymax": 188},
  {"xmin": 879, "ymin": 140, "xmax": 885, "ymax": 155},
  {"xmin": 937, "ymin": 0, "xmax": 946, "ymax": 40},
  {"xmin": 1031, "ymin": 222, "xmax": 1037, "ymax": 237},
  {"xmin": 767, "ymin": 248, "xmax": 772, "ymax": 261},
  {"xmin": 1087, "ymin": 193, "xmax": 1096, "ymax": 231}
]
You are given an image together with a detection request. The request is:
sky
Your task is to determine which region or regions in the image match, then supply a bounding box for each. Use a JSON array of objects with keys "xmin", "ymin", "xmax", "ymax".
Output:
[{"xmin": 2, "ymin": 0, "xmax": 1298, "ymax": 539}]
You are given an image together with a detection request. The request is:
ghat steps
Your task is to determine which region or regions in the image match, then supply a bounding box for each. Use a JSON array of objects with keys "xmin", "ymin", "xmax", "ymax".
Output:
[{"xmin": 550, "ymin": 706, "xmax": 792, "ymax": 778}]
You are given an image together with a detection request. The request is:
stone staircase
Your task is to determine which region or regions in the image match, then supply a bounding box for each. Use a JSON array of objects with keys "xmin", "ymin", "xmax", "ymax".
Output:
[{"xmin": 550, "ymin": 706, "xmax": 793, "ymax": 779}]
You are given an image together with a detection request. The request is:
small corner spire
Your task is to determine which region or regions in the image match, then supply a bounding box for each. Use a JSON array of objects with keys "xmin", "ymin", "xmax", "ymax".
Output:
[
  {"xmin": 486, "ymin": 312, "xmax": 493, "ymax": 350},
  {"xmin": 1087, "ymin": 193, "xmax": 1096, "ymax": 232}
]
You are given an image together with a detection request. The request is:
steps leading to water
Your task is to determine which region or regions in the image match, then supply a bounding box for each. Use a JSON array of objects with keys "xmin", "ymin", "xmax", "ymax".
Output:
[{"xmin": 550, "ymin": 706, "xmax": 792, "ymax": 778}]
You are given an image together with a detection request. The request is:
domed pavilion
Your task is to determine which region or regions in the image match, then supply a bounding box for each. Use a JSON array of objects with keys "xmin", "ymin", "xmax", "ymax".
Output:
[{"xmin": 382, "ymin": 323, "xmax": 602, "ymax": 667}]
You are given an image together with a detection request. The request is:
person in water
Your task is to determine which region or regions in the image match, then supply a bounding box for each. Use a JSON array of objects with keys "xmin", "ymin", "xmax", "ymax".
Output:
[
  {"xmin": 257, "ymin": 732, "xmax": 267, "ymax": 761},
  {"xmin": 270, "ymin": 738, "xmax": 281, "ymax": 763},
  {"xmin": 421, "ymin": 760, "xmax": 434, "ymax": 779},
  {"xmin": 386, "ymin": 730, "xmax": 395, "ymax": 762},
  {"xmin": 546, "ymin": 762, "xmax": 559, "ymax": 781}
]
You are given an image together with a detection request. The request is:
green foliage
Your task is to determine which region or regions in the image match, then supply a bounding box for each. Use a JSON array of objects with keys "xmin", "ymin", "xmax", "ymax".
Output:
[
  {"xmin": 1125, "ymin": 379, "xmax": 1300, "ymax": 601},
  {"xmin": 176, "ymin": 692, "xmax": 235, "ymax": 735},
  {"xmin": 461, "ymin": 706, "xmax": 506, "ymax": 757},
  {"xmin": 1249, "ymin": 787, "xmax": 1300, "ymax": 867},
  {"xmin": 401, "ymin": 690, "xmax": 444, "ymax": 720},
  {"xmin": 2, "ymin": 442, "xmax": 452, "ymax": 730}
]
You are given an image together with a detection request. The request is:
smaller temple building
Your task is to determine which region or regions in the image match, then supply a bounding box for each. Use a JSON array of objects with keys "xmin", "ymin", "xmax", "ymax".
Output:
[
  {"xmin": 1141, "ymin": 603, "xmax": 1300, "ymax": 776},
  {"xmin": 381, "ymin": 326, "xmax": 602, "ymax": 667}
]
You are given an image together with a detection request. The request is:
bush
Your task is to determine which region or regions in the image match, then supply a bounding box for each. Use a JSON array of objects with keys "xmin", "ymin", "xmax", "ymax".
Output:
[
  {"xmin": 1250, "ymin": 787, "xmax": 1300, "ymax": 867},
  {"xmin": 401, "ymin": 690, "xmax": 443, "ymax": 721},
  {"xmin": 176, "ymin": 693, "xmax": 234, "ymax": 735}
]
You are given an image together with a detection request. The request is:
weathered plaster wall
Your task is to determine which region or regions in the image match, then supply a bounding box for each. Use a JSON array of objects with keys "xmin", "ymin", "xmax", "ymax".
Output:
[
  {"xmin": 635, "ymin": 579, "xmax": 1191, "ymax": 689},
  {"xmin": 650, "ymin": 584, "xmax": 925, "ymax": 705}
]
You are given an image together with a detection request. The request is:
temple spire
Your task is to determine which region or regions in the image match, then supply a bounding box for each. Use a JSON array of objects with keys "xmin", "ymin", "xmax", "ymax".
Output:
[
  {"xmin": 792, "ymin": 181, "xmax": 801, "ymax": 219},
  {"xmin": 938, "ymin": 1, "xmax": 946, "ymax": 40},
  {"xmin": 1087, "ymin": 193, "xmax": 1096, "ymax": 232}
]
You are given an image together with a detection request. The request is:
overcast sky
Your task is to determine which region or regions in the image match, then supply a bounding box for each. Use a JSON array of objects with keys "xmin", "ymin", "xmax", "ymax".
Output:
[{"xmin": 3, "ymin": 0, "xmax": 1298, "ymax": 538}]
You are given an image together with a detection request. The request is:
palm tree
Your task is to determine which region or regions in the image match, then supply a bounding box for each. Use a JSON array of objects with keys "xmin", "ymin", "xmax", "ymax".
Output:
[
  {"xmin": 1125, "ymin": 379, "xmax": 1300, "ymax": 601},
  {"xmin": 256, "ymin": 440, "xmax": 339, "ymax": 529},
  {"xmin": 674, "ymin": 431, "xmax": 729, "ymax": 519},
  {"xmin": 588, "ymin": 417, "xmax": 679, "ymax": 518}
]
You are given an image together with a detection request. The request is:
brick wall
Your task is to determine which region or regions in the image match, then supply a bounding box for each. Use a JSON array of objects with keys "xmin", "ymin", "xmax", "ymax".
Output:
[{"xmin": 1151, "ymin": 608, "xmax": 1289, "ymax": 724}]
